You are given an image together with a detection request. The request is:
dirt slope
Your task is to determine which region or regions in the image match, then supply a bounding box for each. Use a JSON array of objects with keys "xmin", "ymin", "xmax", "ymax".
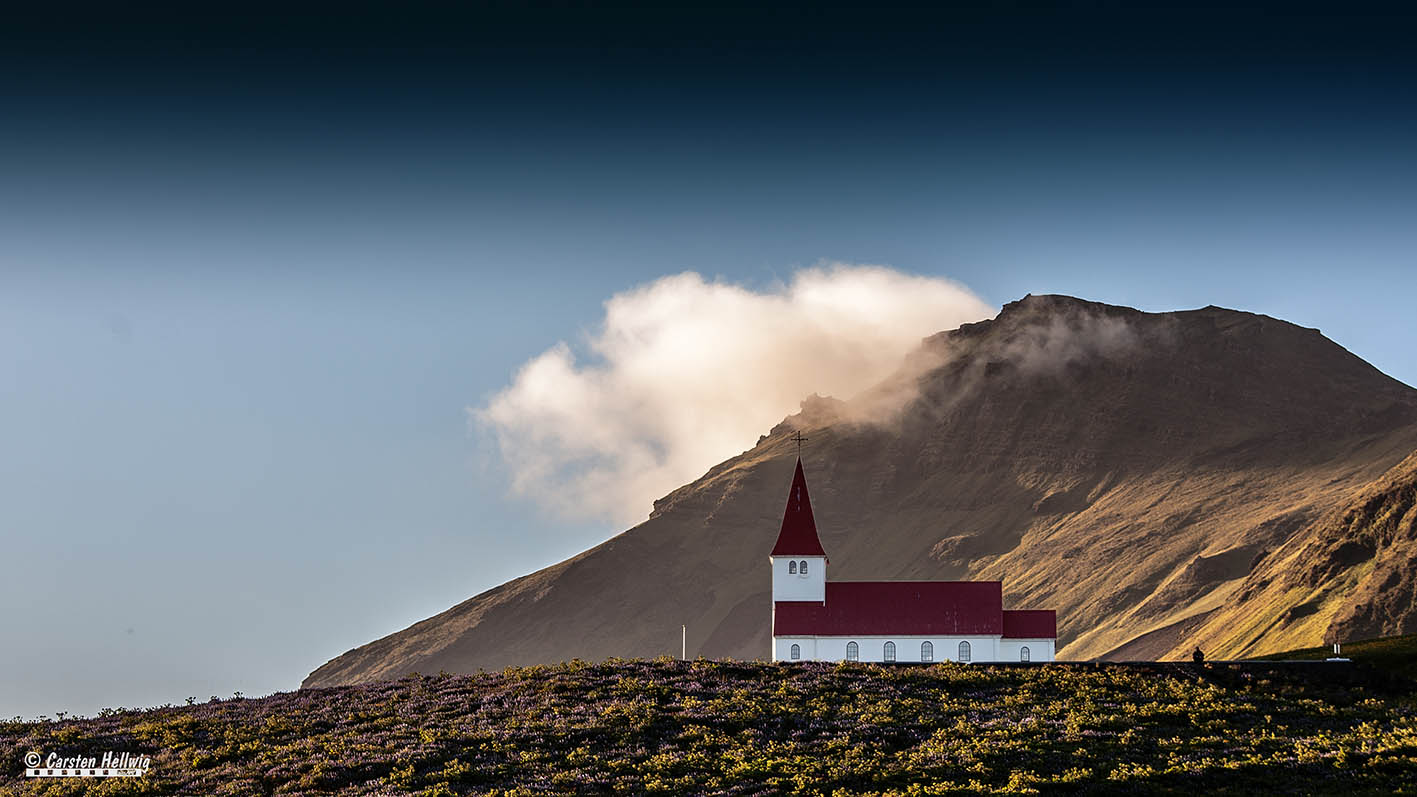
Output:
[{"xmin": 305, "ymin": 295, "xmax": 1417, "ymax": 686}]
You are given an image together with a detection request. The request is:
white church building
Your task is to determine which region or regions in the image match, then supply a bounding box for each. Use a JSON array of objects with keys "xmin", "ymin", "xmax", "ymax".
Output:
[{"xmin": 770, "ymin": 458, "xmax": 1057, "ymax": 664}]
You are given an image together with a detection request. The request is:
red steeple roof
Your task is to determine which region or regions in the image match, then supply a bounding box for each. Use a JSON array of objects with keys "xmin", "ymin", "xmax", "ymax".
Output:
[{"xmin": 770, "ymin": 458, "xmax": 827, "ymax": 557}]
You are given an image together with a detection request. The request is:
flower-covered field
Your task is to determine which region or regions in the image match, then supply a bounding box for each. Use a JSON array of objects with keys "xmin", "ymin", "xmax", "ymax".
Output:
[{"xmin": 2, "ymin": 658, "xmax": 1414, "ymax": 795}]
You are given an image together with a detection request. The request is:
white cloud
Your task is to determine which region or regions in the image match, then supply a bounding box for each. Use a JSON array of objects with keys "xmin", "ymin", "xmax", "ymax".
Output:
[{"xmin": 475, "ymin": 264, "xmax": 994, "ymax": 524}]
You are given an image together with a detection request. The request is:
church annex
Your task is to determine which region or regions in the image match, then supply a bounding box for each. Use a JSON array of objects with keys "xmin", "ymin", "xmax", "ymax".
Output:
[{"xmin": 770, "ymin": 458, "xmax": 1057, "ymax": 663}]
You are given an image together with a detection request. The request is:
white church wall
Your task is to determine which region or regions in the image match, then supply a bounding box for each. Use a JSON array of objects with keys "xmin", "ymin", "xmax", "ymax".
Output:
[
  {"xmin": 773, "ymin": 637, "xmax": 819, "ymax": 662},
  {"xmin": 998, "ymin": 638, "xmax": 1055, "ymax": 662},
  {"xmin": 773, "ymin": 635, "xmax": 1056, "ymax": 663},
  {"xmin": 769, "ymin": 555, "xmax": 826, "ymax": 602},
  {"xmin": 774, "ymin": 635, "xmax": 1005, "ymax": 663}
]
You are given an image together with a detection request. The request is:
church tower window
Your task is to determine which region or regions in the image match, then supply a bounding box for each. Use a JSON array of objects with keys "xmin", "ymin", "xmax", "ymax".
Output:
[
  {"xmin": 799, "ymin": 560, "xmax": 808, "ymax": 575},
  {"xmin": 788, "ymin": 561, "xmax": 797, "ymax": 574}
]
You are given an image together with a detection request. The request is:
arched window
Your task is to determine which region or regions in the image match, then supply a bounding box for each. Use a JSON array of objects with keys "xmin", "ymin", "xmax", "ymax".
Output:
[
  {"xmin": 791, "ymin": 644, "xmax": 801, "ymax": 660},
  {"xmin": 958, "ymin": 641, "xmax": 971, "ymax": 662},
  {"xmin": 788, "ymin": 560, "xmax": 797, "ymax": 574},
  {"xmin": 883, "ymin": 641, "xmax": 896, "ymax": 662},
  {"xmin": 846, "ymin": 641, "xmax": 859, "ymax": 661},
  {"xmin": 921, "ymin": 641, "xmax": 933, "ymax": 662},
  {"xmin": 799, "ymin": 560, "xmax": 808, "ymax": 575},
  {"xmin": 1020, "ymin": 646, "xmax": 1030, "ymax": 662}
]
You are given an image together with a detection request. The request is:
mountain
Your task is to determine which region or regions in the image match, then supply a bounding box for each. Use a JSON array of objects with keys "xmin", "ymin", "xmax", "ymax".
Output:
[{"xmin": 304, "ymin": 295, "xmax": 1417, "ymax": 686}]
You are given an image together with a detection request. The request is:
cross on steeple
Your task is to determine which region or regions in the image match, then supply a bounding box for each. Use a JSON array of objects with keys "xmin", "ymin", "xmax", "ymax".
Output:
[{"xmin": 791, "ymin": 430, "xmax": 808, "ymax": 457}]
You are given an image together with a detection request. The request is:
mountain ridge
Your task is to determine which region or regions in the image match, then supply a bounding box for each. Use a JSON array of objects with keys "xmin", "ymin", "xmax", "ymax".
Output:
[{"xmin": 305, "ymin": 294, "xmax": 1417, "ymax": 687}]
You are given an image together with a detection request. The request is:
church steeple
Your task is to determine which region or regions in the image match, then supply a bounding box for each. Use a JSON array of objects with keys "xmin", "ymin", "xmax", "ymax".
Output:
[{"xmin": 770, "ymin": 458, "xmax": 827, "ymax": 557}]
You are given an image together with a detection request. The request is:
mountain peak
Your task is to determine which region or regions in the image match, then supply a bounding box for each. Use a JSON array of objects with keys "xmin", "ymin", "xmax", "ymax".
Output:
[{"xmin": 998, "ymin": 292, "xmax": 1132, "ymax": 316}]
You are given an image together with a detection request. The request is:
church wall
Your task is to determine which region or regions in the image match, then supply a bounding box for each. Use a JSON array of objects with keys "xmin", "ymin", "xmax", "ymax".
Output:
[
  {"xmin": 998, "ymin": 638, "xmax": 1055, "ymax": 662},
  {"xmin": 769, "ymin": 555, "xmax": 826, "ymax": 602},
  {"xmin": 773, "ymin": 636, "xmax": 818, "ymax": 662},
  {"xmin": 773, "ymin": 635, "xmax": 1010, "ymax": 663}
]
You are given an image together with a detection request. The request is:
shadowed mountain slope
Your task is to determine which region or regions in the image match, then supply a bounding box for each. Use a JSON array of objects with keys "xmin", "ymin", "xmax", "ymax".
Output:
[{"xmin": 305, "ymin": 295, "xmax": 1417, "ymax": 686}]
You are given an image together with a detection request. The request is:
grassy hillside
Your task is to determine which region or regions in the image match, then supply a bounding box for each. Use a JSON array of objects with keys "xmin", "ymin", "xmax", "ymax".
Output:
[
  {"xmin": 1251, "ymin": 632, "xmax": 1417, "ymax": 682},
  {"xmin": 4, "ymin": 659, "xmax": 1415, "ymax": 795}
]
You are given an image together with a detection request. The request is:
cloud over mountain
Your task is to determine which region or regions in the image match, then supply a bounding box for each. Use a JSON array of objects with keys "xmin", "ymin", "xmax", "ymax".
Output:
[{"xmin": 475, "ymin": 265, "xmax": 994, "ymax": 523}]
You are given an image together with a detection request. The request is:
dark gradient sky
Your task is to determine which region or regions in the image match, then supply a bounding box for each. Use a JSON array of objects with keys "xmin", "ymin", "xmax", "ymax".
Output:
[
  {"xmin": 7, "ymin": 5, "xmax": 1417, "ymax": 166},
  {"xmin": 7, "ymin": 5, "xmax": 1416, "ymax": 284},
  {"xmin": 4, "ymin": 3, "xmax": 1416, "ymax": 719}
]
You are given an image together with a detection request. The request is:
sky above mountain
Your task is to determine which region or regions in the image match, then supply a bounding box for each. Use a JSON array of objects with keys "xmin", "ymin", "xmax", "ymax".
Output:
[{"xmin": 3, "ymin": 3, "xmax": 1417, "ymax": 719}]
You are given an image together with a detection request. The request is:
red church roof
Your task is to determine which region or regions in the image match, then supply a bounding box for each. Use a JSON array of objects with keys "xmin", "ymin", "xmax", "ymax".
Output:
[
  {"xmin": 1002, "ymin": 610, "xmax": 1057, "ymax": 639},
  {"xmin": 770, "ymin": 458, "xmax": 827, "ymax": 557},
  {"xmin": 774, "ymin": 581, "xmax": 1006, "ymax": 636}
]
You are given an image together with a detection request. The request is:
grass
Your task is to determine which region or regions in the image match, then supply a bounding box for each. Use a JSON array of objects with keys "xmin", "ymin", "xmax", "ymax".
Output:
[
  {"xmin": 1249, "ymin": 632, "xmax": 1417, "ymax": 682},
  {"xmin": 2, "ymin": 658, "xmax": 1414, "ymax": 795}
]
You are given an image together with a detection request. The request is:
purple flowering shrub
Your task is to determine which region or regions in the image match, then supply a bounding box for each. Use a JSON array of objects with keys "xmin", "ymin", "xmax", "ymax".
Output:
[{"xmin": 1, "ymin": 659, "xmax": 1414, "ymax": 794}]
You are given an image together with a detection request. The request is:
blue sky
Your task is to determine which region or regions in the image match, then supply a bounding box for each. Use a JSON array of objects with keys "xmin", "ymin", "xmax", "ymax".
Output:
[{"xmin": 2, "ymin": 4, "xmax": 1416, "ymax": 718}]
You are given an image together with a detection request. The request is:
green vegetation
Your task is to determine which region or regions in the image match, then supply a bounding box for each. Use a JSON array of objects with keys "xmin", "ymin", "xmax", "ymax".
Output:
[
  {"xmin": 1251, "ymin": 632, "xmax": 1417, "ymax": 682},
  {"xmin": 3, "ymin": 658, "xmax": 1414, "ymax": 795}
]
